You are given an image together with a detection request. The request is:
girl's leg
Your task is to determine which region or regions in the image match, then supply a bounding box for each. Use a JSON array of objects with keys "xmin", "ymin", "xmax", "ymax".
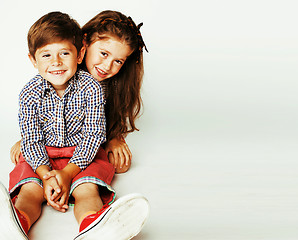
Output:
[
  {"xmin": 14, "ymin": 182, "xmax": 45, "ymax": 227},
  {"xmin": 72, "ymin": 183, "xmax": 103, "ymax": 223}
]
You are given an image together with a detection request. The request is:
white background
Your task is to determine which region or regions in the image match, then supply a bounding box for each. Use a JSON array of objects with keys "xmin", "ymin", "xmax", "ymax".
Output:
[{"xmin": 0, "ymin": 0, "xmax": 298, "ymax": 239}]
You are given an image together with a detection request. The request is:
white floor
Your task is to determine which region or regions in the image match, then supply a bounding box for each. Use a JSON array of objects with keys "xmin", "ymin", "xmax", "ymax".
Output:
[{"xmin": 1, "ymin": 116, "xmax": 298, "ymax": 240}]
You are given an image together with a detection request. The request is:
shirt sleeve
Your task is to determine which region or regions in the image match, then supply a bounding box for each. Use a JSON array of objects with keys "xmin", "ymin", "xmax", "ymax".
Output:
[
  {"xmin": 68, "ymin": 83, "xmax": 106, "ymax": 170},
  {"xmin": 19, "ymin": 88, "xmax": 50, "ymax": 172}
]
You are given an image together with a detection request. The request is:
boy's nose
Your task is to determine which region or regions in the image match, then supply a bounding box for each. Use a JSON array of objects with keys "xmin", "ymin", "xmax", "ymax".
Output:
[{"xmin": 52, "ymin": 56, "xmax": 62, "ymax": 66}]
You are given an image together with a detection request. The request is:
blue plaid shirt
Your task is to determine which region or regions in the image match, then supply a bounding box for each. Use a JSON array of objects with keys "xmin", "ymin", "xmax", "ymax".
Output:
[{"xmin": 19, "ymin": 69, "xmax": 106, "ymax": 172}]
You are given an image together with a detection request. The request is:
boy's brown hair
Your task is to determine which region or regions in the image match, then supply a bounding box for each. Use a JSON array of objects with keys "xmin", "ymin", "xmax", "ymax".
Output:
[{"xmin": 28, "ymin": 11, "xmax": 82, "ymax": 59}]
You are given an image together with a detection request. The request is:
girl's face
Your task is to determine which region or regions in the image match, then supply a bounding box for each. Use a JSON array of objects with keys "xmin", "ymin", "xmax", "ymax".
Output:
[{"xmin": 85, "ymin": 36, "xmax": 133, "ymax": 81}]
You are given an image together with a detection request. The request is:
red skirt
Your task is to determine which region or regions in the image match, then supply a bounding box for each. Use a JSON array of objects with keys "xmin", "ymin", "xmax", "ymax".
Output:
[{"xmin": 9, "ymin": 146, "xmax": 115, "ymax": 205}]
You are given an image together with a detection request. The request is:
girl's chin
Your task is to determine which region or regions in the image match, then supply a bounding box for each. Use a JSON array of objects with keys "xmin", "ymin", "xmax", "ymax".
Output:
[{"xmin": 95, "ymin": 76, "xmax": 107, "ymax": 82}]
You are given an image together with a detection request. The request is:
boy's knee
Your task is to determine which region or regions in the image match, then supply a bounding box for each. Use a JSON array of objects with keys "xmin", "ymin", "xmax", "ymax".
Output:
[
  {"xmin": 72, "ymin": 183, "xmax": 99, "ymax": 199},
  {"xmin": 18, "ymin": 182, "xmax": 44, "ymax": 200},
  {"xmin": 20, "ymin": 182, "xmax": 42, "ymax": 192}
]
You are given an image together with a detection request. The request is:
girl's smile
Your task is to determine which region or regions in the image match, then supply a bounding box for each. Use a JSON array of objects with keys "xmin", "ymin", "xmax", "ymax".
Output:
[{"xmin": 95, "ymin": 66, "xmax": 108, "ymax": 78}]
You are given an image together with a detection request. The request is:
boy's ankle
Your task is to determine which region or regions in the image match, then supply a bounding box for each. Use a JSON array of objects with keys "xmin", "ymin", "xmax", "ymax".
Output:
[
  {"xmin": 14, "ymin": 208, "xmax": 30, "ymax": 234},
  {"xmin": 79, "ymin": 211, "xmax": 97, "ymax": 225}
]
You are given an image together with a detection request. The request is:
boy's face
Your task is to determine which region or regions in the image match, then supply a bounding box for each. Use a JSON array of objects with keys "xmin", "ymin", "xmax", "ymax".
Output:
[{"xmin": 29, "ymin": 40, "xmax": 84, "ymax": 92}]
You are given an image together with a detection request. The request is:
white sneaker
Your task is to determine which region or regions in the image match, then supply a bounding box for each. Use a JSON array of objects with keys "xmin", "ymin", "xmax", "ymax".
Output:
[
  {"xmin": 0, "ymin": 182, "xmax": 29, "ymax": 240},
  {"xmin": 74, "ymin": 193, "xmax": 150, "ymax": 240}
]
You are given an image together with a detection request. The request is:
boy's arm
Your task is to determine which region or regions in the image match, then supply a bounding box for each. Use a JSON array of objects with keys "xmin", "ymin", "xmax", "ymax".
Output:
[
  {"xmin": 19, "ymin": 88, "xmax": 51, "ymax": 171},
  {"xmin": 68, "ymin": 83, "xmax": 106, "ymax": 171},
  {"xmin": 19, "ymin": 86, "xmax": 69, "ymax": 211}
]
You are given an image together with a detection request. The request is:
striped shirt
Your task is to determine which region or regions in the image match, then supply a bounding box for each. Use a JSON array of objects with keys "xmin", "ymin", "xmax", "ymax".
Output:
[{"xmin": 19, "ymin": 69, "xmax": 106, "ymax": 172}]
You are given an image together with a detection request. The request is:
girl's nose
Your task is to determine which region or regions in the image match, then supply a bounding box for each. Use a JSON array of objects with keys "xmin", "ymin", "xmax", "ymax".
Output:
[{"xmin": 103, "ymin": 59, "xmax": 113, "ymax": 71}]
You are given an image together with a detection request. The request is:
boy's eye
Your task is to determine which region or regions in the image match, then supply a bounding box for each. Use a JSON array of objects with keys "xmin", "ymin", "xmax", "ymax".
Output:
[
  {"xmin": 42, "ymin": 54, "xmax": 51, "ymax": 58},
  {"xmin": 61, "ymin": 52, "xmax": 70, "ymax": 56}
]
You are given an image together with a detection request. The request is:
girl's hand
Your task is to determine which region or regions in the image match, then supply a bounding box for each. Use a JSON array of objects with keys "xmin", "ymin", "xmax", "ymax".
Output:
[
  {"xmin": 10, "ymin": 140, "xmax": 21, "ymax": 165},
  {"xmin": 105, "ymin": 137, "xmax": 132, "ymax": 173}
]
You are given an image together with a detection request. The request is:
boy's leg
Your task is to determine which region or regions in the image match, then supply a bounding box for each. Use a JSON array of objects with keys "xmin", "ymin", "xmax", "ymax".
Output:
[
  {"xmin": 72, "ymin": 182, "xmax": 103, "ymax": 223},
  {"xmin": 14, "ymin": 182, "xmax": 45, "ymax": 226},
  {"xmin": 72, "ymin": 183, "xmax": 150, "ymax": 240},
  {"xmin": 0, "ymin": 182, "xmax": 44, "ymax": 240}
]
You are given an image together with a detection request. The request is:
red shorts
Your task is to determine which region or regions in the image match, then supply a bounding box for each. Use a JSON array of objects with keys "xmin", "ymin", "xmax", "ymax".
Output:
[{"xmin": 9, "ymin": 146, "xmax": 115, "ymax": 205}]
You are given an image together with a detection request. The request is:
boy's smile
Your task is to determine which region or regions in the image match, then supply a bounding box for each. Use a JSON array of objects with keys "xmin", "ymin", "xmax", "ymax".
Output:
[{"xmin": 29, "ymin": 40, "xmax": 84, "ymax": 95}]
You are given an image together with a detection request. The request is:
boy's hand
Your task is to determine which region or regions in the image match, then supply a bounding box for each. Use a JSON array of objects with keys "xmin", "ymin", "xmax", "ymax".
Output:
[
  {"xmin": 43, "ymin": 163, "xmax": 81, "ymax": 210},
  {"xmin": 105, "ymin": 137, "xmax": 132, "ymax": 173},
  {"xmin": 43, "ymin": 169, "xmax": 72, "ymax": 209},
  {"xmin": 42, "ymin": 176, "xmax": 67, "ymax": 212},
  {"xmin": 10, "ymin": 140, "xmax": 21, "ymax": 165},
  {"xmin": 36, "ymin": 165, "xmax": 67, "ymax": 212}
]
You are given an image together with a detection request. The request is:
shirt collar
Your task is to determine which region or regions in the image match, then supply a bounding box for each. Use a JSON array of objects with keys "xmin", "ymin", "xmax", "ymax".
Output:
[{"xmin": 39, "ymin": 72, "xmax": 79, "ymax": 98}]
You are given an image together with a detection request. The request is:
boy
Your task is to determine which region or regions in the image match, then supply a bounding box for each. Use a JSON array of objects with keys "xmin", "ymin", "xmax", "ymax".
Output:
[{"xmin": 0, "ymin": 11, "xmax": 148, "ymax": 240}]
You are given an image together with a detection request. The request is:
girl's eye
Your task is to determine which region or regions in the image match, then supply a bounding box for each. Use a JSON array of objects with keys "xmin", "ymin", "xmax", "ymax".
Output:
[
  {"xmin": 101, "ymin": 52, "xmax": 108, "ymax": 57},
  {"xmin": 115, "ymin": 60, "xmax": 123, "ymax": 65}
]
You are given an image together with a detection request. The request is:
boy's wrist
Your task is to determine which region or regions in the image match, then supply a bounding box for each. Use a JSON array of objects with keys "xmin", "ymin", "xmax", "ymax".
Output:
[
  {"xmin": 63, "ymin": 163, "xmax": 81, "ymax": 179},
  {"xmin": 36, "ymin": 165, "xmax": 51, "ymax": 179}
]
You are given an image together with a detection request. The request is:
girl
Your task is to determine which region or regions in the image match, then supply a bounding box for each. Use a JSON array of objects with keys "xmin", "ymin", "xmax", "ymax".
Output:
[
  {"xmin": 80, "ymin": 10, "xmax": 148, "ymax": 173},
  {"xmin": 5, "ymin": 10, "xmax": 149, "ymax": 240}
]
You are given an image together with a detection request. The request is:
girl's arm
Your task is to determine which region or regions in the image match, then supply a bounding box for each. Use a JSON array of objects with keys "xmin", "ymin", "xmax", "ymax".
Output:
[
  {"xmin": 104, "ymin": 137, "xmax": 132, "ymax": 173},
  {"xmin": 10, "ymin": 140, "xmax": 21, "ymax": 165}
]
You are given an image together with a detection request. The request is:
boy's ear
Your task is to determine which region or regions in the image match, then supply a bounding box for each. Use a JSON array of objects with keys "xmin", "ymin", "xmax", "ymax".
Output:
[
  {"xmin": 77, "ymin": 46, "xmax": 86, "ymax": 64},
  {"xmin": 28, "ymin": 54, "xmax": 37, "ymax": 68}
]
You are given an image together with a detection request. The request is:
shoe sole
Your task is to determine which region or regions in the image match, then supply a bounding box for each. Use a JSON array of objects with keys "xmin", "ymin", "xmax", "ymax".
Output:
[
  {"xmin": 74, "ymin": 193, "xmax": 150, "ymax": 240},
  {"xmin": 0, "ymin": 182, "xmax": 28, "ymax": 240}
]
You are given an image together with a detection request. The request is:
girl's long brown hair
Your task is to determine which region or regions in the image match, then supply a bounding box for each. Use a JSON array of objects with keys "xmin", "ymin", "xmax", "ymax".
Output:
[{"xmin": 80, "ymin": 10, "xmax": 145, "ymax": 142}]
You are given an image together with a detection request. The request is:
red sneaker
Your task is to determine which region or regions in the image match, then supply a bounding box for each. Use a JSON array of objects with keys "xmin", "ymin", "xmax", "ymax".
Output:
[
  {"xmin": 78, "ymin": 203, "xmax": 110, "ymax": 234},
  {"xmin": 0, "ymin": 182, "xmax": 29, "ymax": 240},
  {"xmin": 74, "ymin": 193, "xmax": 150, "ymax": 240}
]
